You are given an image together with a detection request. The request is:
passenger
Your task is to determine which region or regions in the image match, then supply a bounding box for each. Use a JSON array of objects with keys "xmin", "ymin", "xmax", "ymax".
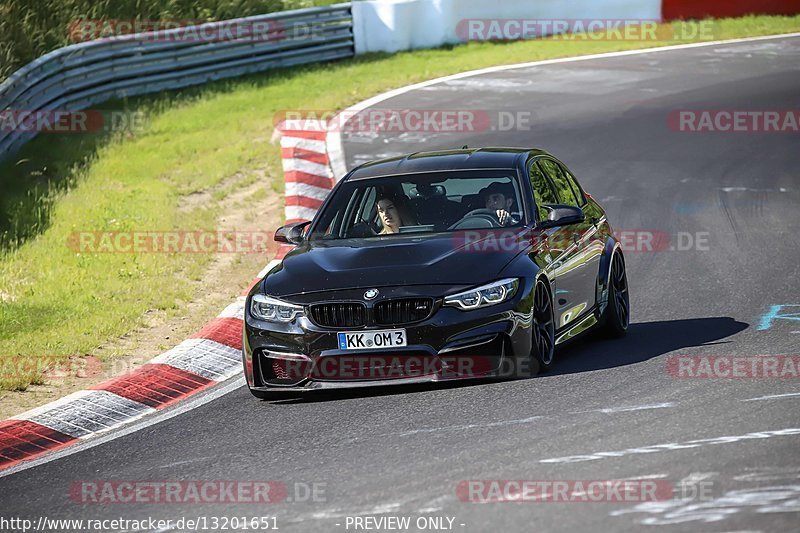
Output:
[{"xmin": 481, "ymin": 183, "xmax": 515, "ymax": 226}]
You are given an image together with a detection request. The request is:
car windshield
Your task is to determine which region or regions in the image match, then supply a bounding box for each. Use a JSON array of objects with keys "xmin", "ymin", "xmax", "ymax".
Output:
[{"xmin": 309, "ymin": 171, "xmax": 525, "ymax": 240}]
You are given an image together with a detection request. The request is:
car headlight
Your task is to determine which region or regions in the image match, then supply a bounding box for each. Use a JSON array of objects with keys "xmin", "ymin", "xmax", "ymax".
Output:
[
  {"xmin": 250, "ymin": 294, "xmax": 304, "ymax": 323},
  {"xmin": 444, "ymin": 278, "xmax": 520, "ymax": 310}
]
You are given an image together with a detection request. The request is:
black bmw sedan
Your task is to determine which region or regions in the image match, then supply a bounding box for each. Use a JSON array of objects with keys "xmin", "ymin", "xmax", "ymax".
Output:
[{"xmin": 243, "ymin": 148, "xmax": 629, "ymax": 398}]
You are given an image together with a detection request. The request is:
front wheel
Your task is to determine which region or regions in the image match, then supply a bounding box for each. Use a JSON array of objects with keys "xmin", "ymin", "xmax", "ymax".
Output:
[
  {"xmin": 600, "ymin": 252, "xmax": 630, "ymax": 337},
  {"xmin": 529, "ymin": 279, "xmax": 555, "ymax": 375}
]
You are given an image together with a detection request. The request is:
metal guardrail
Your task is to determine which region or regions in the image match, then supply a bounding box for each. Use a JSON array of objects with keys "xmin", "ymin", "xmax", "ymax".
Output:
[{"xmin": 0, "ymin": 3, "xmax": 354, "ymax": 164}]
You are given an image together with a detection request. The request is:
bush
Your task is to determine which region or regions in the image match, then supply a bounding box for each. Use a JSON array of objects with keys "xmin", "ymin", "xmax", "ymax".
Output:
[{"xmin": 0, "ymin": 0, "xmax": 337, "ymax": 81}]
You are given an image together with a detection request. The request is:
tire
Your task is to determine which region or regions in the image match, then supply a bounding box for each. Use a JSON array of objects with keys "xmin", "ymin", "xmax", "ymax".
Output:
[
  {"xmin": 530, "ymin": 279, "xmax": 556, "ymax": 375},
  {"xmin": 600, "ymin": 251, "xmax": 630, "ymax": 337}
]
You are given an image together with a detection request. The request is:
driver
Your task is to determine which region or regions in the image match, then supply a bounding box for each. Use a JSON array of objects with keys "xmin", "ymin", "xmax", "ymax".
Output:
[
  {"xmin": 376, "ymin": 195, "xmax": 415, "ymax": 234},
  {"xmin": 481, "ymin": 183, "xmax": 515, "ymax": 226}
]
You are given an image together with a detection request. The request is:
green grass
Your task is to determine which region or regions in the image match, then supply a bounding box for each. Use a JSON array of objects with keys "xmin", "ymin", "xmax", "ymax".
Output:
[{"xmin": 1, "ymin": 14, "xmax": 799, "ymax": 391}]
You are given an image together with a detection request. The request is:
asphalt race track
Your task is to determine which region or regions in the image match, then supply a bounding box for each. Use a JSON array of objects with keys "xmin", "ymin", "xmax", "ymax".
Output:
[{"xmin": 1, "ymin": 35, "xmax": 799, "ymax": 532}]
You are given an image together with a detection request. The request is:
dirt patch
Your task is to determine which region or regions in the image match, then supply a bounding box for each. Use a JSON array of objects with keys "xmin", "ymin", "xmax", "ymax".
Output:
[
  {"xmin": 0, "ymin": 169, "xmax": 285, "ymax": 420},
  {"xmin": 177, "ymin": 172, "xmax": 248, "ymax": 213}
]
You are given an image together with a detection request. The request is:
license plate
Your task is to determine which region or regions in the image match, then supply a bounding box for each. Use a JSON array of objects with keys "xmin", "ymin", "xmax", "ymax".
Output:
[{"xmin": 338, "ymin": 329, "xmax": 407, "ymax": 350}]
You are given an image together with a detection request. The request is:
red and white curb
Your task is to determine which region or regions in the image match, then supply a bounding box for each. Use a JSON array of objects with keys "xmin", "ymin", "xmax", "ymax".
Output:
[
  {"xmin": 0, "ymin": 121, "xmax": 335, "ymax": 471},
  {"xmin": 0, "ymin": 301, "xmax": 244, "ymax": 469}
]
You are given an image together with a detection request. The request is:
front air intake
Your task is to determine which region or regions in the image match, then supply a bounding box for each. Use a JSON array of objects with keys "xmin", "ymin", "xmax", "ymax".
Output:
[
  {"xmin": 309, "ymin": 302, "xmax": 367, "ymax": 328},
  {"xmin": 374, "ymin": 298, "xmax": 434, "ymax": 325}
]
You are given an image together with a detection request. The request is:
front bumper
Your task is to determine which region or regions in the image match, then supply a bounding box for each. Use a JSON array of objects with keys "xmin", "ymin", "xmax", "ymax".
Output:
[{"xmin": 243, "ymin": 285, "xmax": 535, "ymax": 392}]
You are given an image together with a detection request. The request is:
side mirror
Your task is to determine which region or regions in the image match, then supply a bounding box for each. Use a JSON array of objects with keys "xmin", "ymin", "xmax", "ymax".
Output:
[
  {"xmin": 275, "ymin": 221, "xmax": 310, "ymax": 244},
  {"xmin": 540, "ymin": 205, "xmax": 585, "ymax": 228}
]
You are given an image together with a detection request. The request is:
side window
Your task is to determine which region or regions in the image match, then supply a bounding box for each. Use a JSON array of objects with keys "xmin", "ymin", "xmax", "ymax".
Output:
[
  {"xmin": 359, "ymin": 187, "xmax": 377, "ymax": 223},
  {"xmin": 558, "ymin": 163, "xmax": 587, "ymax": 206},
  {"xmin": 539, "ymin": 159, "xmax": 578, "ymax": 207},
  {"xmin": 333, "ymin": 187, "xmax": 375, "ymax": 237},
  {"xmin": 322, "ymin": 211, "xmax": 339, "ymax": 237},
  {"xmin": 529, "ymin": 161, "xmax": 558, "ymax": 221}
]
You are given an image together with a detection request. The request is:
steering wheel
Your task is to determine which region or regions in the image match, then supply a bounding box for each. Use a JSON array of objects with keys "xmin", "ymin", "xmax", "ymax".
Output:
[
  {"xmin": 346, "ymin": 221, "xmax": 378, "ymax": 238},
  {"xmin": 448, "ymin": 208, "xmax": 503, "ymax": 230}
]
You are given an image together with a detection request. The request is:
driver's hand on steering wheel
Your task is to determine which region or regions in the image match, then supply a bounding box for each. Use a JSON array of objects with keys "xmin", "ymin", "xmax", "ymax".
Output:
[{"xmin": 496, "ymin": 209, "xmax": 511, "ymax": 226}]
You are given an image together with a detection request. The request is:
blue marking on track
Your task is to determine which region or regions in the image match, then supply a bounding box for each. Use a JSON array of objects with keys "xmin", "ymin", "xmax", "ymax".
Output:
[{"xmin": 758, "ymin": 304, "xmax": 800, "ymax": 330}]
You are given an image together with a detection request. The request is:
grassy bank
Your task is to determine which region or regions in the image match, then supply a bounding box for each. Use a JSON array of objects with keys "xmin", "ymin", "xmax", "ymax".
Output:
[{"xmin": 1, "ymin": 15, "xmax": 799, "ymax": 391}]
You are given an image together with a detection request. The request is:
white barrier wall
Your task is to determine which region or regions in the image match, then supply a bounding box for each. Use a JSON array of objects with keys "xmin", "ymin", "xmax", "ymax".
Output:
[{"xmin": 352, "ymin": 0, "xmax": 663, "ymax": 54}]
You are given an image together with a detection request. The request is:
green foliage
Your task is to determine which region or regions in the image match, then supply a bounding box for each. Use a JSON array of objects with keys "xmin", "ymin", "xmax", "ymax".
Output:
[{"xmin": 0, "ymin": 0, "xmax": 339, "ymax": 81}]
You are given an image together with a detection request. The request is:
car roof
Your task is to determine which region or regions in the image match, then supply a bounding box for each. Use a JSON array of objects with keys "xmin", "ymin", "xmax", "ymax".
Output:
[{"xmin": 345, "ymin": 147, "xmax": 551, "ymax": 181}]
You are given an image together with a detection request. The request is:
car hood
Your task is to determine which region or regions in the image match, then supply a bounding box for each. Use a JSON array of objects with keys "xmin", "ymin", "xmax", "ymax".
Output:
[{"xmin": 262, "ymin": 230, "xmax": 529, "ymax": 297}]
